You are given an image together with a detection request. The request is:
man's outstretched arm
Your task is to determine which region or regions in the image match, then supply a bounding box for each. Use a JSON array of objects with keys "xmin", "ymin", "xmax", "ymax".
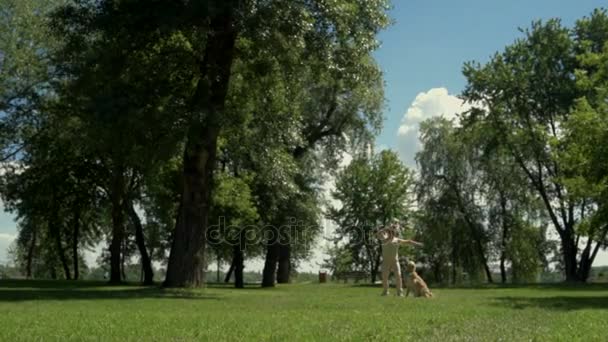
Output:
[{"xmin": 397, "ymin": 239, "xmax": 423, "ymax": 247}]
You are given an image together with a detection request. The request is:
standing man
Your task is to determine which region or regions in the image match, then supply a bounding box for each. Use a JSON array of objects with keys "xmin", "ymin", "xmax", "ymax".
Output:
[{"xmin": 375, "ymin": 222, "xmax": 423, "ymax": 296}]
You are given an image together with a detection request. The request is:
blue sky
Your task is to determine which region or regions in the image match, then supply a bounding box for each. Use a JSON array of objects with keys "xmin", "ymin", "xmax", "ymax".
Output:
[{"xmin": 2, "ymin": 0, "xmax": 608, "ymax": 267}]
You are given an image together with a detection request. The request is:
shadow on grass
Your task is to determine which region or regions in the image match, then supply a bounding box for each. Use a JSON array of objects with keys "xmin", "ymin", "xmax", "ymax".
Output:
[
  {"xmin": 493, "ymin": 295, "xmax": 608, "ymax": 311},
  {"xmin": 347, "ymin": 282, "xmax": 608, "ymax": 291},
  {"xmin": 0, "ymin": 280, "xmax": 222, "ymax": 302},
  {"xmin": 0, "ymin": 279, "xmax": 113, "ymax": 289},
  {"xmin": 205, "ymin": 282, "xmax": 268, "ymax": 290}
]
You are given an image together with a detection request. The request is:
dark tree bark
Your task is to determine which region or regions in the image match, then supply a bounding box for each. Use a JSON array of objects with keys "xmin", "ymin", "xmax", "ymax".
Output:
[
  {"xmin": 372, "ymin": 249, "xmax": 381, "ymax": 284},
  {"xmin": 125, "ymin": 199, "xmax": 154, "ymax": 285},
  {"xmin": 557, "ymin": 227, "xmax": 580, "ymax": 282},
  {"xmin": 72, "ymin": 208, "xmax": 81, "ymax": 280},
  {"xmin": 499, "ymin": 254, "xmax": 507, "ymax": 284},
  {"xmin": 164, "ymin": 2, "xmax": 239, "ymax": 288},
  {"xmin": 216, "ymin": 254, "xmax": 221, "ymax": 283},
  {"xmin": 54, "ymin": 227, "xmax": 71, "ymax": 281},
  {"xmin": 450, "ymin": 226, "xmax": 458, "ymax": 286},
  {"xmin": 365, "ymin": 243, "xmax": 381, "ymax": 284},
  {"xmin": 499, "ymin": 196, "xmax": 509, "ymax": 284},
  {"xmin": 50, "ymin": 265, "xmax": 57, "ymax": 280},
  {"xmin": 234, "ymin": 244, "xmax": 244, "ymax": 289},
  {"xmin": 262, "ymin": 237, "xmax": 280, "ymax": 287},
  {"xmin": 452, "ymin": 235, "xmax": 457, "ymax": 285},
  {"xmin": 109, "ymin": 166, "xmax": 126, "ymax": 284},
  {"xmin": 277, "ymin": 243, "xmax": 291, "ymax": 284},
  {"xmin": 121, "ymin": 237, "xmax": 127, "ymax": 281},
  {"xmin": 26, "ymin": 228, "xmax": 36, "ymax": 279},
  {"xmin": 225, "ymin": 258, "xmax": 236, "ymax": 283},
  {"xmin": 50, "ymin": 194, "xmax": 71, "ymax": 280}
]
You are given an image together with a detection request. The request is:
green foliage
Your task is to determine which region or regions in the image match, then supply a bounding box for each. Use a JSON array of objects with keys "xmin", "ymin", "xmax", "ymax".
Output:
[
  {"xmin": 506, "ymin": 222, "xmax": 543, "ymax": 283},
  {"xmin": 321, "ymin": 244, "xmax": 356, "ymax": 274},
  {"xmin": 416, "ymin": 117, "xmax": 489, "ymax": 281},
  {"xmin": 461, "ymin": 9, "xmax": 608, "ymax": 282},
  {"xmin": 208, "ymin": 171, "xmax": 260, "ymax": 263},
  {"xmin": 328, "ymin": 149, "xmax": 413, "ymax": 278},
  {"xmin": 0, "ymin": 0, "xmax": 67, "ymax": 159}
]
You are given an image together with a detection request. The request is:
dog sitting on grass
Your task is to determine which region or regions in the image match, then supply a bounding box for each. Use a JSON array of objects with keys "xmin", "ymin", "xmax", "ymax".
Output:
[{"xmin": 404, "ymin": 261, "xmax": 433, "ymax": 298}]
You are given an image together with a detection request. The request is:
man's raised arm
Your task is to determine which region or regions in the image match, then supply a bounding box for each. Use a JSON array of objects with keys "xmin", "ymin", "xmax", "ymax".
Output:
[{"xmin": 397, "ymin": 239, "xmax": 423, "ymax": 247}]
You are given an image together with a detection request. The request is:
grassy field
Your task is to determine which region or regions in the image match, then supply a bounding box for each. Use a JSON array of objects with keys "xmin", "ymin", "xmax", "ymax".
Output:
[{"xmin": 0, "ymin": 280, "xmax": 607, "ymax": 341}]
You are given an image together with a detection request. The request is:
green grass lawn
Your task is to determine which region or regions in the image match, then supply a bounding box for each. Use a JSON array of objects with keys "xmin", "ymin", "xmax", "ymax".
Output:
[{"xmin": 0, "ymin": 280, "xmax": 607, "ymax": 341}]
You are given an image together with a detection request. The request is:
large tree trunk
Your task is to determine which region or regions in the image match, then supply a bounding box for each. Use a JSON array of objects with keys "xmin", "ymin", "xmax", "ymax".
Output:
[
  {"xmin": 499, "ymin": 196, "xmax": 508, "ymax": 284},
  {"xmin": 366, "ymin": 244, "xmax": 381, "ymax": 284},
  {"xmin": 578, "ymin": 246, "xmax": 593, "ymax": 282},
  {"xmin": 234, "ymin": 244, "xmax": 244, "ymax": 289},
  {"xmin": 450, "ymin": 231, "xmax": 458, "ymax": 286},
  {"xmin": 560, "ymin": 229, "xmax": 581, "ymax": 282},
  {"xmin": 262, "ymin": 237, "xmax": 280, "ymax": 287},
  {"xmin": 50, "ymin": 200, "xmax": 71, "ymax": 280},
  {"xmin": 26, "ymin": 228, "xmax": 36, "ymax": 279},
  {"xmin": 372, "ymin": 253, "xmax": 381, "ymax": 284},
  {"xmin": 482, "ymin": 260, "xmax": 493, "ymax": 284},
  {"xmin": 164, "ymin": 4, "xmax": 238, "ymax": 288},
  {"xmin": 225, "ymin": 258, "xmax": 236, "ymax": 283},
  {"xmin": 499, "ymin": 254, "xmax": 507, "ymax": 284},
  {"xmin": 277, "ymin": 243, "xmax": 291, "ymax": 284},
  {"xmin": 55, "ymin": 235, "xmax": 71, "ymax": 280},
  {"xmin": 49, "ymin": 265, "xmax": 57, "ymax": 280},
  {"xmin": 164, "ymin": 123, "xmax": 220, "ymax": 287},
  {"xmin": 121, "ymin": 237, "xmax": 127, "ymax": 281},
  {"xmin": 125, "ymin": 199, "xmax": 154, "ymax": 285},
  {"xmin": 216, "ymin": 254, "xmax": 221, "ymax": 283},
  {"xmin": 464, "ymin": 216, "xmax": 493, "ymax": 283},
  {"xmin": 72, "ymin": 208, "xmax": 81, "ymax": 280},
  {"xmin": 109, "ymin": 167, "xmax": 126, "ymax": 284},
  {"xmin": 451, "ymin": 238, "xmax": 457, "ymax": 285}
]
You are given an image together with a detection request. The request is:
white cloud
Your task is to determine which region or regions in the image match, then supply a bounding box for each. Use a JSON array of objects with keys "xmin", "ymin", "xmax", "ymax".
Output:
[{"xmin": 397, "ymin": 87, "xmax": 473, "ymax": 167}]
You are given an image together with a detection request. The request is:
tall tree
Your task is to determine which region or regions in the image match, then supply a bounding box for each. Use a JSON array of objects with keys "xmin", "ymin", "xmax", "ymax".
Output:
[
  {"xmin": 328, "ymin": 149, "xmax": 414, "ymax": 283},
  {"xmin": 50, "ymin": 0, "xmax": 190, "ymax": 283},
  {"xmin": 416, "ymin": 117, "xmax": 494, "ymax": 283},
  {"xmin": 462, "ymin": 10, "xmax": 608, "ymax": 282},
  {"xmin": 0, "ymin": 0, "xmax": 65, "ymax": 161},
  {"xmin": 258, "ymin": 0, "xmax": 390, "ymax": 286}
]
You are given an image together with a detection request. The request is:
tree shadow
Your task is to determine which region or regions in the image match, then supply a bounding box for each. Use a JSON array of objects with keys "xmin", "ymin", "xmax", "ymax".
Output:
[
  {"xmin": 0, "ymin": 279, "xmax": 111, "ymax": 289},
  {"xmin": 493, "ymin": 295, "xmax": 608, "ymax": 311},
  {"xmin": 0, "ymin": 280, "xmax": 222, "ymax": 302},
  {"xmin": 205, "ymin": 282, "xmax": 267, "ymax": 290},
  {"xmin": 348, "ymin": 282, "xmax": 608, "ymax": 293}
]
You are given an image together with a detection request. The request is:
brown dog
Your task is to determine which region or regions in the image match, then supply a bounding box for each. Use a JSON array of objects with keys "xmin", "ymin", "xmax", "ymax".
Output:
[{"xmin": 404, "ymin": 261, "xmax": 433, "ymax": 298}]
